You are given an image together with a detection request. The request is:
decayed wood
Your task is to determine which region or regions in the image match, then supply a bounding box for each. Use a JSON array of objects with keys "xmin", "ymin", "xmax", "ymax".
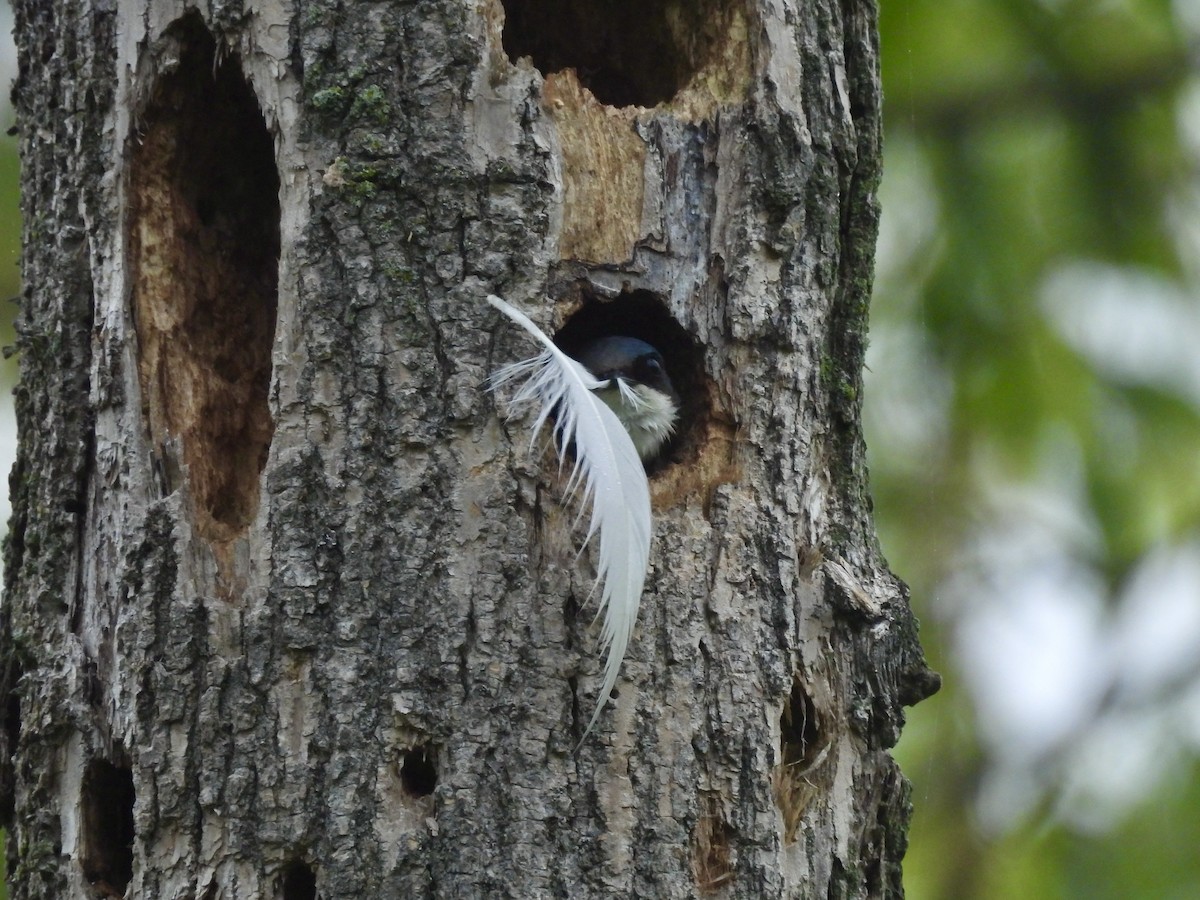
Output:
[
  {"xmin": 1, "ymin": 0, "xmax": 937, "ymax": 897},
  {"xmin": 542, "ymin": 72, "xmax": 647, "ymax": 264}
]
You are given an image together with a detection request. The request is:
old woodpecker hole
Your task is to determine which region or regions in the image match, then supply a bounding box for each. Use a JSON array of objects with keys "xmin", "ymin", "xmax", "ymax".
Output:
[
  {"xmin": 554, "ymin": 289, "xmax": 707, "ymax": 470},
  {"xmin": 281, "ymin": 860, "xmax": 318, "ymax": 900},
  {"xmin": 500, "ymin": 0, "xmax": 734, "ymax": 107},
  {"xmin": 781, "ymin": 677, "xmax": 824, "ymax": 769},
  {"xmin": 80, "ymin": 759, "xmax": 136, "ymax": 893},
  {"xmin": 130, "ymin": 13, "xmax": 280, "ymax": 543},
  {"xmin": 774, "ymin": 676, "xmax": 832, "ymax": 843},
  {"xmin": 400, "ymin": 745, "xmax": 438, "ymax": 798}
]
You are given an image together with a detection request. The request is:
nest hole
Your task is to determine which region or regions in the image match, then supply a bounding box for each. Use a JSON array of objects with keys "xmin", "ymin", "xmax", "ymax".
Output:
[
  {"xmin": 780, "ymin": 676, "xmax": 824, "ymax": 771},
  {"xmin": 80, "ymin": 759, "xmax": 135, "ymax": 894},
  {"xmin": 281, "ymin": 860, "xmax": 317, "ymax": 900},
  {"xmin": 500, "ymin": 0, "xmax": 736, "ymax": 108},
  {"xmin": 129, "ymin": 11, "xmax": 280, "ymax": 543},
  {"xmin": 553, "ymin": 288, "xmax": 708, "ymax": 473},
  {"xmin": 773, "ymin": 675, "xmax": 831, "ymax": 844},
  {"xmin": 400, "ymin": 745, "xmax": 438, "ymax": 798}
]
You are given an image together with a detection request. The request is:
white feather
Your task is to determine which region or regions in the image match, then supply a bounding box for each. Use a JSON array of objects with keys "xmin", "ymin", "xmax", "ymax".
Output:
[{"xmin": 486, "ymin": 294, "xmax": 652, "ymax": 742}]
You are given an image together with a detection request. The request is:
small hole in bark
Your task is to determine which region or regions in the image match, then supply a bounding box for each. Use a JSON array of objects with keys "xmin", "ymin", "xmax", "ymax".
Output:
[
  {"xmin": 500, "ymin": 0, "xmax": 736, "ymax": 107},
  {"xmin": 129, "ymin": 12, "xmax": 279, "ymax": 543},
  {"xmin": 281, "ymin": 860, "xmax": 317, "ymax": 900},
  {"xmin": 400, "ymin": 745, "xmax": 437, "ymax": 798},
  {"xmin": 80, "ymin": 759, "xmax": 135, "ymax": 894},
  {"xmin": 773, "ymin": 676, "xmax": 831, "ymax": 843},
  {"xmin": 553, "ymin": 288, "xmax": 707, "ymax": 472},
  {"xmin": 691, "ymin": 795, "xmax": 734, "ymax": 892}
]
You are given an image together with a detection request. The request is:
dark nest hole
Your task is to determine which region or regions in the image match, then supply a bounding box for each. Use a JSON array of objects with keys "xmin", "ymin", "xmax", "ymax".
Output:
[
  {"xmin": 774, "ymin": 676, "xmax": 831, "ymax": 843},
  {"xmin": 781, "ymin": 676, "xmax": 824, "ymax": 771},
  {"xmin": 400, "ymin": 745, "xmax": 438, "ymax": 798},
  {"xmin": 80, "ymin": 759, "xmax": 136, "ymax": 894},
  {"xmin": 281, "ymin": 860, "xmax": 318, "ymax": 900},
  {"xmin": 500, "ymin": 0, "xmax": 735, "ymax": 107},
  {"xmin": 553, "ymin": 288, "xmax": 708, "ymax": 474}
]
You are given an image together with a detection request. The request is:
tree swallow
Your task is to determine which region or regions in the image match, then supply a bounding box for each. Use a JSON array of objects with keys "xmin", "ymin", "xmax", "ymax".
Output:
[{"xmin": 575, "ymin": 337, "xmax": 680, "ymax": 461}]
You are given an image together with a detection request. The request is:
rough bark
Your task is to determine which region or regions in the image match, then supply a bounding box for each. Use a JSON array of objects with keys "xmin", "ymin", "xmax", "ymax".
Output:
[{"xmin": 1, "ymin": 0, "xmax": 938, "ymax": 897}]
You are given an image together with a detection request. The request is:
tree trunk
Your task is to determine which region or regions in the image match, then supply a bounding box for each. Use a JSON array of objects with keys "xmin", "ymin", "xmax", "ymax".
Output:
[{"xmin": 1, "ymin": 0, "xmax": 937, "ymax": 897}]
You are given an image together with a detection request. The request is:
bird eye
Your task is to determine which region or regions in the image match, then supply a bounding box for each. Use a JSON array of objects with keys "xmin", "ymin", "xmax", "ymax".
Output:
[
  {"xmin": 638, "ymin": 355, "xmax": 663, "ymax": 375},
  {"xmin": 631, "ymin": 354, "xmax": 672, "ymax": 392}
]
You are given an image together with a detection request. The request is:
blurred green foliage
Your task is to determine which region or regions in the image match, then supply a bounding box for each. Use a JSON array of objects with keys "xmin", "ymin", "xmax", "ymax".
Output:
[{"xmin": 873, "ymin": 1, "xmax": 1200, "ymax": 898}]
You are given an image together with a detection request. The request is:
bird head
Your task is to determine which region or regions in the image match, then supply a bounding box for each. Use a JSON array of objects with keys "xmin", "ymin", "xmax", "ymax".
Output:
[{"xmin": 575, "ymin": 336, "xmax": 680, "ymax": 462}]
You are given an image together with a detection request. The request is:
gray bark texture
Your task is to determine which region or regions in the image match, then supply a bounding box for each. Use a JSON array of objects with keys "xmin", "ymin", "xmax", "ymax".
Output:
[{"xmin": 1, "ymin": 0, "xmax": 939, "ymax": 897}]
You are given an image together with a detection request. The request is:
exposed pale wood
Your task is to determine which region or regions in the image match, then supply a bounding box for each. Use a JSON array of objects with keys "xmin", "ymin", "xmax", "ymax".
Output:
[{"xmin": 543, "ymin": 71, "xmax": 646, "ymax": 264}]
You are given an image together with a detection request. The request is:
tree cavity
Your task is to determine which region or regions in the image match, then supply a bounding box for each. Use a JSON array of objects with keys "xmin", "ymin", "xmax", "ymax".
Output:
[
  {"xmin": 500, "ymin": 0, "xmax": 743, "ymax": 108},
  {"xmin": 129, "ymin": 12, "xmax": 280, "ymax": 544}
]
